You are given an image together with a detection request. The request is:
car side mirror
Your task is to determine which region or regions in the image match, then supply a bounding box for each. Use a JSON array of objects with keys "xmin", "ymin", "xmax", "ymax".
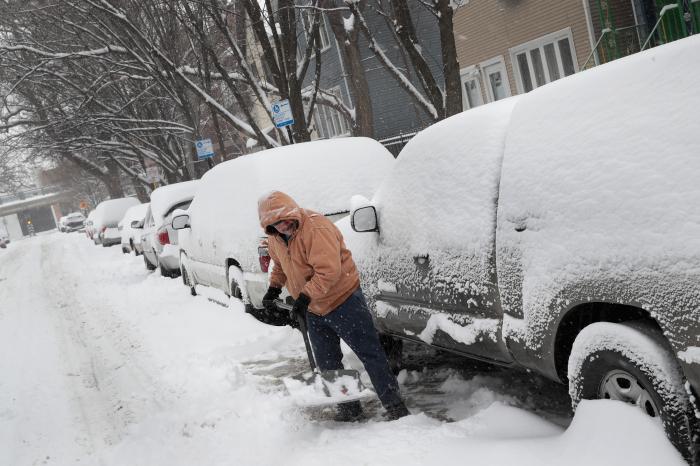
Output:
[
  {"xmin": 171, "ymin": 214, "xmax": 191, "ymax": 230},
  {"xmin": 130, "ymin": 220, "xmax": 143, "ymax": 229},
  {"xmin": 351, "ymin": 206, "xmax": 379, "ymax": 233}
]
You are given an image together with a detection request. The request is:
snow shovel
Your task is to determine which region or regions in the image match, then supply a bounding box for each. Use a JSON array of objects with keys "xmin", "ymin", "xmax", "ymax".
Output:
[{"xmin": 276, "ymin": 300, "xmax": 374, "ymax": 407}]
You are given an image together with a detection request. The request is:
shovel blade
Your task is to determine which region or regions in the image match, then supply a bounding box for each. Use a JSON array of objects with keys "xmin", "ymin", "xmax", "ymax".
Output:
[{"xmin": 283, "ymin": 369, "xmax": 374, "ymax": 407}]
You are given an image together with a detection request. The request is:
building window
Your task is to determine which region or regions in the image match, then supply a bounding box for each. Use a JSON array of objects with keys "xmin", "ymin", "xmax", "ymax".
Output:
[
  {"xmin": 313, "ymin": 87, "xmax": 349, "ymax": 139},
  {"xmin": 510, "ymin": 28, "xmax": 578, "ymax": 94},
  {"xmin": 301, "ymin": 10, "xmax": 331, "ymax": 51},
  {"xmin": 459, "ymin": 66, "xmax": 484, "ymax": 110}
]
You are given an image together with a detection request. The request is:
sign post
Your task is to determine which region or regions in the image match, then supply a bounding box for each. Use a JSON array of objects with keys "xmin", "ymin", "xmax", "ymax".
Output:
[{"xmin": 270, "ymin": 99, "xmax": 295, "ymax": 143}]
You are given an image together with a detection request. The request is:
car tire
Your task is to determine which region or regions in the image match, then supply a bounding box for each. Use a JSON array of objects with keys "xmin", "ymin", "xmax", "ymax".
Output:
[
  {"xmin": 181, "ymin": 266, "xmax": 196, "ymax": 296},
  {"xmin": 568, "ymin": 321, "xmax": 698, "ymax": 463},
  {"xmin": 143, "ymin": 254, "xmax": 157, "ymax": 271}
]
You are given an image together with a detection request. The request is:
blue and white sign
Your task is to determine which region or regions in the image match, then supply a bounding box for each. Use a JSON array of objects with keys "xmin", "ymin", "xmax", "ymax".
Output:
[
  {"xmin": 195, "ymin": 138, "xmax": 214, "ymax": 160},
  {"xmin": 271, "ymin": 99, "xmax": 294, "ymax": 128}
]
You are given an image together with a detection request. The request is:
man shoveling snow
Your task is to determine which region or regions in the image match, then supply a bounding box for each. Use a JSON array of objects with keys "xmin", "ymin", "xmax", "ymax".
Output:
[{"xmin": 258, "ymin": 190, "xmax": 410, "ymax": 422}]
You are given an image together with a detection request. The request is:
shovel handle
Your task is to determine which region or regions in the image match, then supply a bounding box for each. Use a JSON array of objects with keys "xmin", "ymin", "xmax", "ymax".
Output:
[{"xmin": 275, "ymin": 300, "xmax": 317, "ymax": 371}]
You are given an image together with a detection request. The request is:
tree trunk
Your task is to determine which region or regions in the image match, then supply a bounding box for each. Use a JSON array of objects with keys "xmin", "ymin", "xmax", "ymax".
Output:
[
  {"xmin": 436, "ymin": 0, "xmax": 463, "ymax": 117},
  {"xmin": 324, "ymin": 0, "xmax": 373, "ymax": 137}
]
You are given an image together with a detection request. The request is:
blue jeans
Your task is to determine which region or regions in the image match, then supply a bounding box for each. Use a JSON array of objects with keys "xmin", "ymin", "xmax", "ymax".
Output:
[{"xmin": 306, "ymin": 288, "xmax": 403, "ymax": 408}]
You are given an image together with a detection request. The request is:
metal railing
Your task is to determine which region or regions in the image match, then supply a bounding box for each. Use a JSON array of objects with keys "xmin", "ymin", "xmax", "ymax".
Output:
[{"xmin": 378, "ymin": 130, "xmax": 419, "ymax": 157}]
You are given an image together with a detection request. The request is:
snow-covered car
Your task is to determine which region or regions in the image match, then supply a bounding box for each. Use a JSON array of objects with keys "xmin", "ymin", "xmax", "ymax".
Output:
[
  {"xmin": 342, "ymin": 37, "xmax": 700, "ymax": 462},
  {"xmin": 173, "ymin": 137, "xmax": 394, "ymax": 316},
  {"xmin": 120, "ymin": 202, "xmax": 149, "ymax": 255},
  {"xmin": 58, "ymin": 216, "xmax": 68, "ymax": 233},
  {"xmin": 61, "ymin": 212, "xmax": 85, "ymax": 233},
  {"xmin": 0, "ymin": 231, "xmax": 8, "ymax": 248},
  {"xmin": 140, "ymin": 181, "xmax": 199, "ymax": 277},
  {"xmin": 93, "ymin": 198, "xmax": 140, "ymax": 247}
]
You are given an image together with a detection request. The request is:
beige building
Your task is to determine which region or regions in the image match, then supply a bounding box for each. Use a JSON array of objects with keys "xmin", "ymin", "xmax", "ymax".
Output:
[{"xmin": 453, "ymin": 0, "xmax": 643, "ymax": 110}]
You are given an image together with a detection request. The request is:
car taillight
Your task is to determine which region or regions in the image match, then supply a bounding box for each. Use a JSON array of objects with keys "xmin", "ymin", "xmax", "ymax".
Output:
[
  {"xmin": 258, "ymin": 245, "xmax": 270, "ymax": 273},
  {"xmin": 158, "ymin": 229, "xmax": 170, "ymax": 245}
]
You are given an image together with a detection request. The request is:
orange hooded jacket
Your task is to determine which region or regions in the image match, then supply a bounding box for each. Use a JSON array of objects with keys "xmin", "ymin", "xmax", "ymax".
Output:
[{"xmin": 258, "ymin": 191, "xmax": 360, "ymax": 316}]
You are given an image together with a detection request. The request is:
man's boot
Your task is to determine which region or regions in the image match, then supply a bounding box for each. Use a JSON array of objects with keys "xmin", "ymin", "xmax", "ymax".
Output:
[
  {"xmin": 384, "ymin": 401, "xmax": 410, "ymax": 421},
  {"xmin": 334, "ymin": 400, "xmax": 364, "ymax": 422}
]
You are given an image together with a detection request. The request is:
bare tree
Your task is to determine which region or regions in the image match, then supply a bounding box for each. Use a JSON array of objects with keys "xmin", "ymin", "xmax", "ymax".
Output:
[{"xmin": 346, "ymin": 0, "xmax": 463, "ymax": 121}]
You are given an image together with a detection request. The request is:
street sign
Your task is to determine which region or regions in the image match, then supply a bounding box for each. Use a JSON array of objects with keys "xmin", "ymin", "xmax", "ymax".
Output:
[
  {"xmin": 271, "ymin": 99, "xmax": 295, "ymax": 128},
  {"xmin": 79, "ymin": 200, "xmax": 89, "ymax": 210},
  {"xmin": 195, "ymin": 138, "xmax": 215, "ymax": 160}
]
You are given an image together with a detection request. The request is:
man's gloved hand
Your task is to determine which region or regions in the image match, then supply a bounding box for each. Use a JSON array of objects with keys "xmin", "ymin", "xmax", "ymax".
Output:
[
  {"xmin": 291, "ymin": 293, "xmax": 311, "ymax": 317},
  {"xmin": 262, "ymin": 287, "xmax": 282, "ymax": 312}
]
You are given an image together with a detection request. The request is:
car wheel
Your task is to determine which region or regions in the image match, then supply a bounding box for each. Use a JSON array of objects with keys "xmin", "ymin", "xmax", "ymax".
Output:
[
  {"xmin": 568, "ymin": 321, "xmax": 698, "ymax": 463},
  {"xmin": 143, "ymin": 254, "xmax": 157, "ymax": 271},
  {"xmin": 131, "ymin": 240, "xmax": 140, "ymax": 256},
  {"xmin": 182, "ymin": 267, "xmax": 196, "ymax": 296}
]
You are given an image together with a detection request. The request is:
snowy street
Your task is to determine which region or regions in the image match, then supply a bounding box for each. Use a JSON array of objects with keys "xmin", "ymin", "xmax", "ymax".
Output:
[{"xmin": 0, "ymin": 233, "xmax": 686, "ymax": 466}]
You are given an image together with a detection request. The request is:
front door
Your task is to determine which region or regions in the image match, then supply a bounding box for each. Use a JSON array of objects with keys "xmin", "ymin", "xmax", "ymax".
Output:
[{"xmin": 481, "ymin": 57, "xmax": 511, "ymax": 102}]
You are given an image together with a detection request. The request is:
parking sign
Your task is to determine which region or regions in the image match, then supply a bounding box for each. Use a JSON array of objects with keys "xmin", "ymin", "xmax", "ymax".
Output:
[
  {"xmin": 271, "ymin": 100, "xmax": 294, "ymax": 128},
  {"xmin": 195, "ymin": 139, "xmax": 215, "ymax": 159}
]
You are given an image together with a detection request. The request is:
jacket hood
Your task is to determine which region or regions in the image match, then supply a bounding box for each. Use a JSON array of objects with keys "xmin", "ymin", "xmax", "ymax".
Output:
[{"xmin": 258, "ymin": 191, "xmax": 303, "ymax": 234}]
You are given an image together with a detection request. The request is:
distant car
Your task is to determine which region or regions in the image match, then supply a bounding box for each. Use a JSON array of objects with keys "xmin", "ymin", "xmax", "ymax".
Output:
[
  {"xmin": 173, "ymin": 137, "xmax": 394, "ymax": 316},
  {"xmin": 93, "ymin": 198, "xmax": 141, "ymax": 247},
  {"xmin": 62, "ymin": 212, "xmax": 85, "ymax": 233},
  {"xmin": 58, "ymin": 216, "xmax": 68, "ymax": 233},
  {"xmin": 119, "ymin": 202, "xmax": 149, "ymax": 255},
  {"xmin": 139, "ymin": 181, "xmax": 199, "ymax": 277},
  {"xmin": 0, "ymin": 231, "xmax": 9, "ymax": 249}
]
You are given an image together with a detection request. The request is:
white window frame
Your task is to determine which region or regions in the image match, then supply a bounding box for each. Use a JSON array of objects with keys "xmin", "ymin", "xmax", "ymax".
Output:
[
  {"xmin": 509, "ymin": 27, "xmax": 579, "ymax": 94},
  {"xmin": 301, "ymin": 10, "xmax": 331, "ymax": 52},
  {"xmin": 459, "ymin": 65, "xmax": 484, "ymax": 110},
  {"xmin": 312, "ymin": 86, "xmax": 350, "ymax": 139},
  {"xmin": 479, "ymin": 55, "xmax": 512, "ymax": 103}
]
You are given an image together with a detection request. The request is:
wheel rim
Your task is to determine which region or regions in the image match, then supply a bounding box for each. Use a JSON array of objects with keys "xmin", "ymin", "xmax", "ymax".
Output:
[{"xmin": 598, "ymin": 369, "xmax": 660, "ymax": 418}]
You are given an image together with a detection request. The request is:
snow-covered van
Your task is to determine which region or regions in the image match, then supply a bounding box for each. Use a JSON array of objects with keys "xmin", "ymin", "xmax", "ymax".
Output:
[
  {"xmin": 343, "ymin": 37, "xmax": 700, "ymax": 462},
  {"xmin": 93, "ymin": 197, "xmax": 140, "ymax": 247},
  {"xmin": 174, "ymin": 137, "xmax": 394, "ymax": 316}
]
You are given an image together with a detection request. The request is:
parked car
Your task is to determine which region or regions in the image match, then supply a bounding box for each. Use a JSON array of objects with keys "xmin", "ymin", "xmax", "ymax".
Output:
[
  {"xmin": 341, "ymin": 37, "xmax": 700, "ymax": 463},
  {"xmin": 120, "ymin": 202, "xmax": 149, "ymax": 255},
  {"xmin": 84, "ymin": 210, "xmax": 96, "ymax": 241},
  {"xmin": 61, "ymin": 212, "xmax": 85, "ymax": 233},
  {"xmin": 93, "ymin": 198, "xmax": 140, "ymax": 247},
  {"xmin": 173, "ymin": 137, "xmax": 394, "ymax": 316},
  {"xmin": 139, "ymin": 181, "xmax": 199, "ymax": 277}
]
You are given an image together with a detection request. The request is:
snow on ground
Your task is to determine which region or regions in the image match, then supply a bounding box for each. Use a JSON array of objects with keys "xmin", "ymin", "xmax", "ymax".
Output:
[{"xmin": 0, "ymin": 233, "xmax": 686, "ymax": 466}]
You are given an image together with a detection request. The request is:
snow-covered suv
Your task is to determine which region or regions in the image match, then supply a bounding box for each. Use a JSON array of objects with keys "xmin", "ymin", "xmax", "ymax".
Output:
[{"xmin": 343, "ymin": 37, "xmax": 700, "ymax": 463}]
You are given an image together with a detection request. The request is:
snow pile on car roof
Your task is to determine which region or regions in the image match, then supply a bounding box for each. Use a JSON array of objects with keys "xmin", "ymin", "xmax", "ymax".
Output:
[
  {"xmin": 150, "ymin": 180, "xmax": 200, "ymax": 228},
  {"xmin": 94, "ymin": 197, "xmax": 140, "ymax": 226}
]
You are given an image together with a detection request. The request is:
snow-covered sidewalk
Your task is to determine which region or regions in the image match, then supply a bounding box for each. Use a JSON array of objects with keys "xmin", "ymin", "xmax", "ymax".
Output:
[{"xmin": 0, "ymin": 233, "xmax": 685, "ymax": 465}]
